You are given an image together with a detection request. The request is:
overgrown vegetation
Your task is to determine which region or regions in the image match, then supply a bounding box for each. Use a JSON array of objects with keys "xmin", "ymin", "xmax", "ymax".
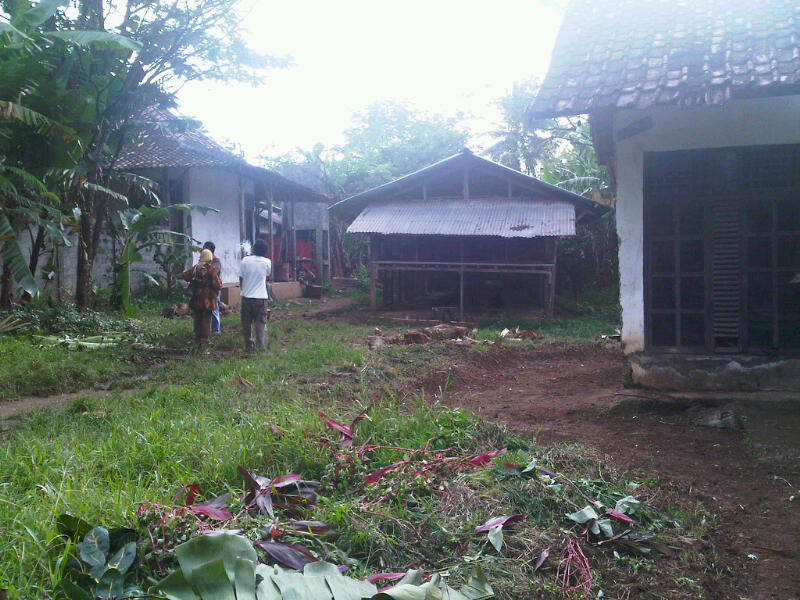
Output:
[
  {"xmin": 0, "ymin": 298, "xmax": 718, "ymax": 600},
  {"xmin": 474, "ymin": 285, "xmax": 619, "ymax": 343}
]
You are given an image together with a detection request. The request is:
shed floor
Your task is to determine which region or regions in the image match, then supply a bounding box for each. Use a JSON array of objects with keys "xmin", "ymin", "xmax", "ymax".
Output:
[{"xmin": 374, "ymin": 306, "xmax": 546, "ymax": 325}]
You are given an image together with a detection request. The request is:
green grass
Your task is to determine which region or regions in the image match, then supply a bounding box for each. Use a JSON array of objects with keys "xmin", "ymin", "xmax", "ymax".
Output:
[
  {"xmin": 0, "ymin": 301, "xmax": 372, "ymax": 401},
  {"xmin": 0, "ymin": 295, "xmax": 714, "ymax": 600},
  {"xmin": 475, "ymin": 285, "xmax": 620, "ymax": 344}
]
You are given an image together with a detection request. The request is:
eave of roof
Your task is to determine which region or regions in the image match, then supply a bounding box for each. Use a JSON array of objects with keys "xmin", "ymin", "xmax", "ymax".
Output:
[
  {"xmin": 115, "ymin": 108, "xmax": 328, "ymax": 204},
  {"xmin": 532, "ymin": 0, "xmax": 800, "ymax": 118},
  {"xmin": 330, "ymin": 149, "xmax": 608, "ymax": 220}
]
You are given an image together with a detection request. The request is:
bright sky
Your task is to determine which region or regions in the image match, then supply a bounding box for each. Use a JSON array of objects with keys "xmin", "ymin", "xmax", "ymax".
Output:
[{"xmin": 178, "ymin": 0, "xmax": 566, "ymax": 162}]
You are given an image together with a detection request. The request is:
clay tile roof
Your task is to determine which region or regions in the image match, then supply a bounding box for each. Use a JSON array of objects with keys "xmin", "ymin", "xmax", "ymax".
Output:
[
  {"xmin": 115, "ymin": 107, "xmax": 247, "ymax": 170},
  {"xmin": 114, "ymin": 107, "xmax": 328, "ymax": 203},
  {"xmin": 533, "ymin": 0, "xmax": 800, "ymax": 117}
]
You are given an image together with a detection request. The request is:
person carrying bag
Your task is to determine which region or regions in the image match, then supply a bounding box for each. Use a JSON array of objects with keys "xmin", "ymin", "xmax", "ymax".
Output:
[{"xmin": 181, "ymin": 249, "xmax": 222, "ymax": 344}]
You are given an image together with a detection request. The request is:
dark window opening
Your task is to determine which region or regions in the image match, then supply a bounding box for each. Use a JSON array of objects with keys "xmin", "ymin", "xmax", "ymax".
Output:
[{"xmin": 645, "ymin": 144, "xmax": 800, "ymax": 354}]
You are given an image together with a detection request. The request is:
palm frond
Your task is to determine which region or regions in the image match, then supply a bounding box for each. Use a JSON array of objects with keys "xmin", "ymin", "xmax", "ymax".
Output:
[
  {"xmin": 0, "ymin": 211, "xmax": 38, "ymax": 297},
  {"xmin": 0, "ymin": 100, "xmax": 75, "ymax": 140},
  {"xmin": 0, "ymin": 165, "xmax": 57, "ymax": 201},
  {"xmin": 555, "ymin": 176, "xmax": 603, "ymax": 195},
  {"xmin": 22, "ymin": 0, "xmax": 66, "ymax": 28},
  {"xmin": 0, "ymin": 20, "xmax": 33, "ymax": 42},
  {"xmin": 45, "ymin": 30, "xmax": 142, "ymax": 52},
  {"xmin": 82, "ymin": 182, "xmax": 129, "ymax": 205}
]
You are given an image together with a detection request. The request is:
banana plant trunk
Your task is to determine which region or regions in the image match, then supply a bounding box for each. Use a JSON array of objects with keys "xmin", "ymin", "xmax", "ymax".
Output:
[
  {"xmin": 75, "ymin": 216, "xmax": 95, "ymax": 312},
  {"xmin": 75, "ymin": 191, "xmax": 106, "ymax": 312},
  {"xmin": 116, "ymin": 258, "xmax": 132, "ymax": 315},
  {"xmin": 0, "ymin": 265, "xmax": 11, "ymax": 309}
]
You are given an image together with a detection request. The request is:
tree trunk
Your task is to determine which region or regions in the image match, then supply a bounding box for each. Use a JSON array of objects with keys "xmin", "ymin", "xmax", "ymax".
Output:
[
  {"xmin": 21, "ymin": 225, "xmax": 46, "ymax": 303},
  {"xmin": 75, "ymin": 184, "xmax": 109, "ymax": 311},
  {"xmin": 0, "ymin": 265, "xmax": 12, "ymax": 309},
  {"xmin": 75, "ymin": 202, "xmax": 95, "ymax": 311}
]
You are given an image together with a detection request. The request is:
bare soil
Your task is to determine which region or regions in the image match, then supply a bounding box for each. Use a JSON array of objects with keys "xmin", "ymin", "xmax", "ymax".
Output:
[{"xmin": 420, "ymin": 345, "xmax": 800, "ymax": 600}]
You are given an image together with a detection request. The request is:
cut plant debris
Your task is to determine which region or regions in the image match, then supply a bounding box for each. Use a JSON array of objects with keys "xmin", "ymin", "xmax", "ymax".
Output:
[
  {"xmin": 25, "ymin": 400, "xmax": 708, "ymax": 600},
  {"xmin": 0, "ymin": 305, "xmax": 718, "ymax": 600}
]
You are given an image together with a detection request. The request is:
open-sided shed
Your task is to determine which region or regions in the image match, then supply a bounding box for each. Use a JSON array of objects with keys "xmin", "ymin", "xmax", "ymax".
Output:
[{"xmin": 332, "ymin": 149, "xmax": 607, "ymax": 320}]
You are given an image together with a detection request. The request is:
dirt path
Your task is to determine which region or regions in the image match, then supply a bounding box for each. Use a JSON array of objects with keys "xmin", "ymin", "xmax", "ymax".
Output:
[
  {"xmin": 424, "ymin": 345, "xmax": 799, "ymax": 600},
  {"xmin": 0, "ymin": 298, "xmax": 361, "ymax": 427},
  {"xmin": 271, "ymin": 296, "xmax": 357, "ymax": 320}
]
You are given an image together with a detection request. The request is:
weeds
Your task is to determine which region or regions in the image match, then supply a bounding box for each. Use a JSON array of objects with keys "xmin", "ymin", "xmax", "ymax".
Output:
[{"xmin": 0, "ymin": 301, "xmax": 714, "ymax": 600}]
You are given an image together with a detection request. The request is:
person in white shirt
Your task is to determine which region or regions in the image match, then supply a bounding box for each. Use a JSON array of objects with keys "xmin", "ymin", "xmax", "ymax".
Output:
[{"xmin": 239, "ymin": 239, "xmax": 272, "ymax": 350}]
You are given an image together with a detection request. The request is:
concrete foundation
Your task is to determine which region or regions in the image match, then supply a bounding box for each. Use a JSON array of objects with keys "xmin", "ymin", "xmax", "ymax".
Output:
[
  {"xmin": 630, "ymin": 353, "xmax": 800, "ymax": 392},
  {"xmin": 221, "ymin": 284, "xmax": 241, "ymax": 308},
  {"xmin": 269, "ymin": 281, "xmax": 304, "ymax": 299}
]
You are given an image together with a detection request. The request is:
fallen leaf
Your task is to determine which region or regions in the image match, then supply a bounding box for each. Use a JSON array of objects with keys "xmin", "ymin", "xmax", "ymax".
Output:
[
  {"xmin": 255, "ymin": 541, "xmax": 318, "ymax": 570},
  {"xmin": 366, "ymin": 572, "xmax": 407, "ymax": 584},
  {"xmin": 533, "ymin": 547, "xmax": 550, "ymax": 572},
  {"xmin": 605, "ymin": 509, "xmax": 635, "ymax": 524},
  {"xmin": 364, "ymin": 461, "xmax": 407, "ymax": 485},
  {"xmin": 474, "ymin": 514, "xmax": 526, "ymax": 534},
  {"xmin": 466, "ymin": 448, "xmax": 507, "ymax": 467}
]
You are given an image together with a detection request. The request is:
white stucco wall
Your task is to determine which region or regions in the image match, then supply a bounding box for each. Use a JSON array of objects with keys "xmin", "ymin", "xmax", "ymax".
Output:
[
  {"xmin": 186, "ymin": 167, "xmax": 243, "ymax": 284},
  {"xmin": 614, "ymin": 94, "xmax": 800, "ymax": 353}
]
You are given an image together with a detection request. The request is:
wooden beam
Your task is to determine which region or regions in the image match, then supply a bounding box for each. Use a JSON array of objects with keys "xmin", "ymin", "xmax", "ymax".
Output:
[
  {"xmin": 615, "ymin": 116, "xmax": 653, "ymax": 143},
  {"xmin": 384, "ymin": 163, "xmax": 465, "ymax": 200},
  {"xmin": 471, "ymin": 165, "xmax": 562, "ymax": 202}
]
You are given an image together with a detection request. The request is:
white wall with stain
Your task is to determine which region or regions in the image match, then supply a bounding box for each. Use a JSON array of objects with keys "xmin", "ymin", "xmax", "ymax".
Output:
[{"xmin": 186, "ymin": 167, "xmax": 243, "ymax": 284}]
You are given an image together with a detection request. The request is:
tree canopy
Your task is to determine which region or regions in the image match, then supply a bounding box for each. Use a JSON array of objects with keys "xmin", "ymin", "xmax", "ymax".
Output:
[
  {"xmin": 263, "ymin": 100, "xmax": 469, "ymax": 201},
  {"xmin": 0, "ymin": 0, "xmax": 286, "ymax": 308}
]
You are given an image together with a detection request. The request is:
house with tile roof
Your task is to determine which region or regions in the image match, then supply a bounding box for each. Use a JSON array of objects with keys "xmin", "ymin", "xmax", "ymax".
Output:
[
  {"xmin": 33, "ymin": 110, "xmax": 331, "ymax": 303},
  {"xmin": 114, "ymin": 110, "xmax": 331, "ymax": 301},
  {"xmin": 533, "ymin": 0, "xmax": 800, "ymax": 389}
]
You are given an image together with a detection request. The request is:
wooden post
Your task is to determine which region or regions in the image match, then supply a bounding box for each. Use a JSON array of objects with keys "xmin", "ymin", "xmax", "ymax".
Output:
[
  {"xmin": 546, "ymin": 238, "xmax": 557, "ymax": 318},
  {"xmin": 462, "ymin": 167, "xmax": 469, "ymax": 200},
  {"xmin": 291, "ymin": 201, "xmax": 297, "ymax": 280},
  {"xmin": 267, "ymin": 187, "xmax": 274, "ymax": 282},
  {"xmin": 368, "ymin": 235, "xmax": 377, "ymax": 312},
  {"xmin": 459, "ymin": 266, "xmax": 465, "ymax": 322},
  {"xmin": 369, "ymin": 264, "xmax": 377, "ymax": 313},
  {"xmin": 459, "ymin": 238, "xmax": 465, "ymax": 321}
]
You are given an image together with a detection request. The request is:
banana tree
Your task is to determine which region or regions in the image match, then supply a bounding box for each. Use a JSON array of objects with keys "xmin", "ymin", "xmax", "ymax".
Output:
[
  {"xmin": 110, "ymin": 203, "xmax": 216, "ymax": 314},
  {"xmin": 1, "ymin": 0, "xmax": 142, "ymax": 305},
  {"xmin": 0, "ymin": 162, "xmax": 69, "ymax": 305}
]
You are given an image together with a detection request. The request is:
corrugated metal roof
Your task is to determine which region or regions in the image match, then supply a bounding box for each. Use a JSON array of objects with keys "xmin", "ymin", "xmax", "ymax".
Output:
[
  {"xmin": 347, "ymin": 197, "xmax": 575, "ymax": 238},
  {"xmin": 330, "ymin": 149, "xmax": 608, "ymax": 221}
]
